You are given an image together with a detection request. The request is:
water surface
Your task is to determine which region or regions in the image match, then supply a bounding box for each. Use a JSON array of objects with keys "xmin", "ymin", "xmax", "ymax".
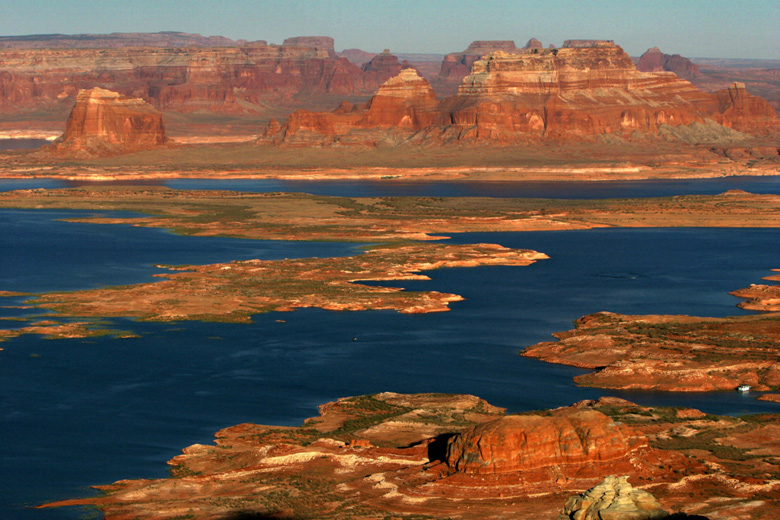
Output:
[{"xmin": 0, "ymin": 194, "xmax": 779, "ymax": 519}]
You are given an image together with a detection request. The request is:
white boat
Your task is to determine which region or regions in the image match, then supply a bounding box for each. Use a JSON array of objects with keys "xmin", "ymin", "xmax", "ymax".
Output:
[{"xmin": 736, "ymin": 384, "xmax": 751, "ymax": 392}]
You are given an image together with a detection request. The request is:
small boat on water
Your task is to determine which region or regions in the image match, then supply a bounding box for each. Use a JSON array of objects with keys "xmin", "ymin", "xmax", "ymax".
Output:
[{"xmin": 737, "ymin": 384, "xmax": 751, "ymax": 392}]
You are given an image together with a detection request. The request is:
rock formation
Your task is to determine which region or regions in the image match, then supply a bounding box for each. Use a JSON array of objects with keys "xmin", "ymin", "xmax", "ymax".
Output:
[
  {"xmin": 49, "ymin": 88, "xmax": 168, "ymax": 156},
  {"xmin": 714, "ymin": 81, "xmax": 779, "ymax": 132},
  {"xmin": 361, "ymin": 49, "xmax": 412, "ymax": 86},
  {"xmin": 521, "ymin": 38, "xmax": 544, "ymax": 51},
  {"xmin": 0, "ymin": 36, "xmax": 389, "ymax": 114},
  {"xmin": 267, "ymin": 41, "xmax": 779, "ymax": 144},
  {"xmin": 445, "ymin": 409, "xmax": 648, "ymax": 475},
  {"xmin": 338, "ymin": 48, "xmax": 376, "ymax": 65},
  {"xmin": 637, "ymin": 47, "xmax": 701, "ymax": 79},
  {"xmin": 266, "ymin": 68, "xmax": 439, "ymax": 144},
  {"xmin": 439, "ymin": 40, "xmax": 521, "ymax": 80},
  {"xmin": 557, "ymin": 475, "xmax": 669, "ymax": 520}
]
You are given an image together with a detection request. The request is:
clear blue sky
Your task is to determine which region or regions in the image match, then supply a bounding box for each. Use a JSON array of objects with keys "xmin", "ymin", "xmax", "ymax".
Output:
[{"xmin": 1, "ymin": 0, "xmax": 778, "ymax": 59}]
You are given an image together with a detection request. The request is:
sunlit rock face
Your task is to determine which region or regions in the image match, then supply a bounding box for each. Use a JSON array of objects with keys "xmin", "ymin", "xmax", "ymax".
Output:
[
  {"xmin": 445, "ymin": 409, "xmax": 648, "ymax": 475},
  {"xmin": 557, "ymin": 475, "xmax": 669, "ymax": 520},
  {"xmin": 50, "ymin": 87, "xmax": 168, "ymax": 156},
  {"xmin": 268, "ymin": 41, "xmax": 778, "ymax": 145}
]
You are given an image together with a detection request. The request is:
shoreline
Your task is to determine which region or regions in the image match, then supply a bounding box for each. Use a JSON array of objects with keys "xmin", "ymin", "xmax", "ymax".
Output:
[{"xmin": 1, "ymin": 162, "xmax": 778, "ymax": 182}]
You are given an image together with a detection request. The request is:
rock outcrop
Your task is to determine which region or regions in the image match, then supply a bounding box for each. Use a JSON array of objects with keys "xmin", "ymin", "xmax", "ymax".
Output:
[
  {"xmin": 268, "ymin": 41, "xmax": 779, "ymax": 144},
  {"xmin": 49, "ymin": 88, "xmax": 168, "ymax": 156},
  {"xmin": 637, "ymin": 47, "xmax": 701, "ymax": 78},
  {"xmin": 521, "ymin": 38, "xmax": 544, "ymax": 51},
  {"xmin": 714, "ymin": 81, "xmax": 779, "ymax": 133},
  {"xmin": 557, "ymin": 475, "xmax": 669, "ymax": 520},
  {"xmin": 439, "ymin": 40, "xmax": 521, "ymax": 80},
  {"xmin": 361, "ymin": 49, "xmax": 413, "ymax": 86},
  {"xmin": 266, "ymin": 68, "xmax": 439, "ymax": 144},
  {"xmin": 445, "ymin": 409, "xmax": 648, "ymax": 475}
]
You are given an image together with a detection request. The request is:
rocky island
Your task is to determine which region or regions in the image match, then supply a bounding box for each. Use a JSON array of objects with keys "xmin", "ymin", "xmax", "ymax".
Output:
[{"xmin": 522, "ymin": 272, "xmax": 780, "ymax": 392}]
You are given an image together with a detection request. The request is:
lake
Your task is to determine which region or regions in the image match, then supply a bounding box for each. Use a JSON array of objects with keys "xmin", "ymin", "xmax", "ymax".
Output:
[
  {"xmin": 1, "ymin": 180, "xmax": 779, "ymax": 519},
  {"xmin": 1, "ymin": 175, "xmax": 780, "ymax": 199}
]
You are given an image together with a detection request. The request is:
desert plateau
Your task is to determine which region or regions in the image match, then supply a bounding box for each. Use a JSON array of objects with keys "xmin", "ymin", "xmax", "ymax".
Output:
[{"xmin": 1, "ymin": 3, "xmax": 779, "ymax": 519}]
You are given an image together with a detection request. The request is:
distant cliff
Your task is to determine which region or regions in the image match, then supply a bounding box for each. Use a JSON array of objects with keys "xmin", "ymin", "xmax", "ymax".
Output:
[
  {"xmin": 265, "ymin": 41, "xmax": 778, "ymax": 145},
  {"xmin": 0, "ymin": 35, "xmax": 392, "ymax": 114}
]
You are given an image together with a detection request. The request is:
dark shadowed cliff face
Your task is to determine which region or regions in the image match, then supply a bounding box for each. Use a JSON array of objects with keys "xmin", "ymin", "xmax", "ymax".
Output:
[{"xmin": 49, "ymin": 87, "xmax": 168, "ymax": 157}]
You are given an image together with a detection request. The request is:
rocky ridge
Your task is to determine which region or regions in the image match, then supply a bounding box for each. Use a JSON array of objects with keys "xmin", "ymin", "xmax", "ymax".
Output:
[
  {"xmin": 446, "ymin": 409, "xmax": 648, "ymax": 474},
  {"xmin": 49, "ymin": 87, "xmax": 168, "ymax": 157}
]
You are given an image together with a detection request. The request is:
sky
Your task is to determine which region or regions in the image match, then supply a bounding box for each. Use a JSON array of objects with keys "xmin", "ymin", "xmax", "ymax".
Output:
[{"xmin": 0, "ymin": 0, "xmax": 778, "ymax": 59}]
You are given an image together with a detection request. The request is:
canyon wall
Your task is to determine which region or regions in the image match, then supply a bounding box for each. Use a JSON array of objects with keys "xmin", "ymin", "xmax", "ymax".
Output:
[{"xmin": 0, "ymin": 36, "xmax": 388, "ymax": 114}]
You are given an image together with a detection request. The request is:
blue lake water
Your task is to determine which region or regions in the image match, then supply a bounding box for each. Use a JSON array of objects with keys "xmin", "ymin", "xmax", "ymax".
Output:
[
  {"xmin": 0, "ymin": 183, "xmax": 779, "ymax": 518},
  {"xmin": 1, "ymin": 175, "xmax": 780, "ymax": 199}
]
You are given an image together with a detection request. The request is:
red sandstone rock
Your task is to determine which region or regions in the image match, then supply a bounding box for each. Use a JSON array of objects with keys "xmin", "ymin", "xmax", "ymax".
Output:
[
  {"xmin": 445, "ymin": 408, "xmax": 648, "ymax": 474},
  {"xmin": 270, "ymin": 41, "xmax": 779, "ymax": 144},
  {"xmin": 637, "ymin": 47, "xmax": 701, "ymax": 78},
  {"xmin": 715, "ymin": 82, "xmax": 779, "ymax": 133},
  {"xmin": 439, "ymin": 40, "xmax": 521, "ymax": 80},
  {"xmin": 338, "ymin": 48, "xmax": 376, "ymax": 65},
  {"xmin": 270, "ymin": 68, "xmax": 439, "ymax": 144},
  {"xmin": 361, "ymin": 49, "xmax": 410, "ymax": 86},
  {"xmin": 49, "ymin": 87, "xmax": 168, "ymax": 157},
  {"xmin": 0, "ymin": 36, "xmax": 384, "ymax": 114}
]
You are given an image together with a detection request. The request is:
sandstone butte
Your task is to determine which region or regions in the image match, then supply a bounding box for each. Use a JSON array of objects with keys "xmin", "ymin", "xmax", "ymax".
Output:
[
  {"xmin": 48, "ymin": 87, "xmax": 168, "ymax": 157},
  {"xmin": 522, "ymin": 271, "xmax": 780, "ymax": 393},
  {"xmin": 636, "ymin": 47, "xmax": 702, "ymax": 79},
  {"xmin": 42, "ymin": 393, "xmax": 780, "ymax": 519},
  {"xmin": 0, "ymin": 36, "xmax": 398, "ymax": 114},
  {"xmin": 263, "ymin": 40, "xmax": 779, "ymax": 145}
]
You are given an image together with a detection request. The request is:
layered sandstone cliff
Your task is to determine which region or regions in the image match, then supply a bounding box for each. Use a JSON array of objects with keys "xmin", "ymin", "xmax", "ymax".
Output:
[
  {"xmin": 49, "ymin": 87, "xmax": 168, "ymax": 156},
  {"xmin": 0, "ymin": 36, "xmax": 387, "ymax": 114},
  {"xmin": 445, "ymin": 409, "xmax": 648, "ymax": 475},
  {"xmin": 268, "ymin": 41, "xmax": 778, "ymax": 145}
]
